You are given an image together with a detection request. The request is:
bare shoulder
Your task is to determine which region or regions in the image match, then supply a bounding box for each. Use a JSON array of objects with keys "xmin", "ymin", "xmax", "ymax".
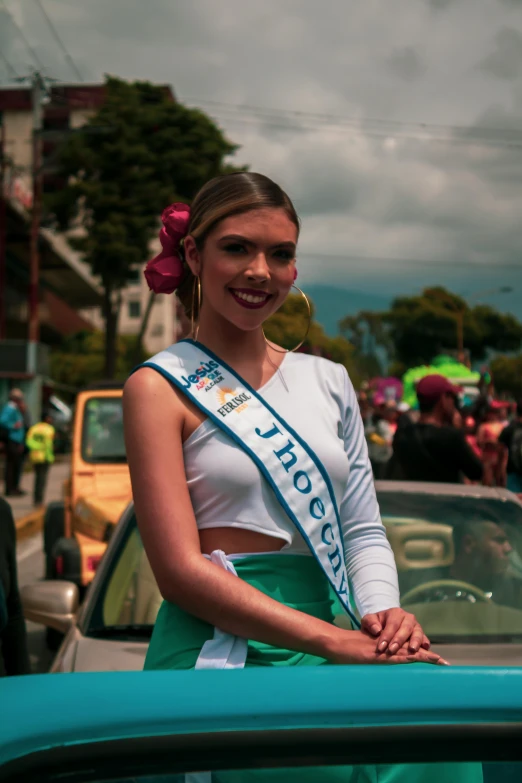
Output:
[
  {"xmin": 124, "ymin": 366, "xmax": 172, "ymax": 403},
  {"xmin": 123, "ymin": 367, "xmax": 183, "ymax": 428}
]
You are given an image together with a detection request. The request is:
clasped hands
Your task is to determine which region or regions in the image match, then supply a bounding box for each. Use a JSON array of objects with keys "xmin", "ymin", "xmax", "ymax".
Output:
[{"xmin": 359, "ymin": 607, "xmax": 449, "ymax": 666}]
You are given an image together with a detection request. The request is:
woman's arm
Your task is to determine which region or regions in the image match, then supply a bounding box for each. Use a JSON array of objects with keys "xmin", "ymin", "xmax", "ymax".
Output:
[
  {"xmin": 338, "ymin": 366, "xmax": 428, "ymax": 654},
  {"xmin": 123, "ymin": 369, "xmax": 442, "ymax": 666},
  {"xmin": 338, "ymin": 367, "xmax": 400, "ymax": 614}
]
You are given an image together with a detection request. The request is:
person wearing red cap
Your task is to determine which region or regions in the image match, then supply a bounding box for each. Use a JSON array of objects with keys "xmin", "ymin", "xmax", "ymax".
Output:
[{"xmin": 387, "ymin": 374, "xmax": 483, "ymax": 484}]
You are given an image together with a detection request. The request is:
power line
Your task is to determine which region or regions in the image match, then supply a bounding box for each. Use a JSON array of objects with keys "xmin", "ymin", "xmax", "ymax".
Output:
[
  {"xmin": 0, "ymin": 0, "xmax": 47, "ymax": 73},
  {"xmin": 188, "ymin": 97, "xmax": 522, "ymax": 141},
  {"xmin": 187, "ymin": 98, "xmax": 522, "ymax": 149},
  {"xmin": 195, "ymin": 109, "xmax": 522, "ymax": 150},
  {"xmin": 0, "ymin": 49, "xmax": 20, "ymax": 80},
  {"xmin": 34, "ymin": 0, "xmax": 83, "ymax": 82},
  {"xmin": 207, "ymin": 112, "xmax": 522, "ymax": 150}
]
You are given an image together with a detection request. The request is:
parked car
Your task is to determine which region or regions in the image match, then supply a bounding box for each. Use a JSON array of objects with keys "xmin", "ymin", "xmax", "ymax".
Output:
[
  {"xmin": 43, "ymin": 382, "xmax": 131, "ymax": 592},
  {"xmin": 1, "ymin": 667, "xmax": 522, "ymax": 782},
  {"xmin": 21, "ymin": 482, "xmax": 522, "ymax": 673}
]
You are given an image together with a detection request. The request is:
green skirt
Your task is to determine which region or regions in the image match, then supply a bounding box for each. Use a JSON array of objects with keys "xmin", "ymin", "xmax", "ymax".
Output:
[
  {"xmin": 145, "ymin": 554, "xmax": 342, "ymax": 671},
  {"xmin": 144, "ymin": 554, "xmax": 482, "ymax": 783}
]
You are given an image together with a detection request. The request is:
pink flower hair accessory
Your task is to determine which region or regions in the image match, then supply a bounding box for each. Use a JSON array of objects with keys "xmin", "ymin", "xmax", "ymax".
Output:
[{"xmin": 144, "ymin": 203, "xmax": 191, "ymax": 294}]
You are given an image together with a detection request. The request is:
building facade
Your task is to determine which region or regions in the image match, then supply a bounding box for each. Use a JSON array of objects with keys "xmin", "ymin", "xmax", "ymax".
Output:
[{"xmin": 1, "ymin": 82, "xmax": 178, "ymax": 373}]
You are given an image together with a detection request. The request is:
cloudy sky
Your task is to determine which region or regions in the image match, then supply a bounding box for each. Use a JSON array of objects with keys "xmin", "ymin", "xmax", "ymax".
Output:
[{"xmin": 2, "ymin": 0, "xmax": 522, "ymax": 314}]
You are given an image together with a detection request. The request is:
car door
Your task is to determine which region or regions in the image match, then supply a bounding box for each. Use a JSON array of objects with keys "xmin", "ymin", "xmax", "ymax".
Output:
[{"xmin": 1, "ymin": 721, "xmax": 521, "ymax": 783}]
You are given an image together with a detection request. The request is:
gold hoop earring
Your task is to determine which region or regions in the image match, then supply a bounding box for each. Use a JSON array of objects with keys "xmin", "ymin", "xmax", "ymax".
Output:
[
  {"xmin": 264, "ymin": 285, "xmax": 311, "ymax": 354},
  {"xmin": 191, "ymin": 275, "xmax": 202, "ymax": 340}
]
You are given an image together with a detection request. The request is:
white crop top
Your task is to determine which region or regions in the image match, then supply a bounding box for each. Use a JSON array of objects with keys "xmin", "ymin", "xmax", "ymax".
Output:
[{"xmin": 169, "ymin": 350, "xmax": 400, "ymax": 617}]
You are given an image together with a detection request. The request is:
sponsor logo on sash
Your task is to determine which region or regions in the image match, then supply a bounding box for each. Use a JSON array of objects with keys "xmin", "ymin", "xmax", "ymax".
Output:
[
  {"xmin": 180, "ymin": 359, "xmax": 224, "ymax": 393},
  {"xmin": 216, "ymin": 388, "xmax": 251, "ymax": 417}
]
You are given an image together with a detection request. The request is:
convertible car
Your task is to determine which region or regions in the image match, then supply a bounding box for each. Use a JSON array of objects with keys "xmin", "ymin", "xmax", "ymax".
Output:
[
  {"xmin": 21, "ymin": 482, "xmax": 522, "ymax": 672},
  {"xmin": 0, "ymin": 667, "xmax": 521, "ymax": 782}
]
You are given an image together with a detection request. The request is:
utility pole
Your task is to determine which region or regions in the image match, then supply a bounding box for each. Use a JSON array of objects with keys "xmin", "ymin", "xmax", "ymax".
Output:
[
  {"xmin": 28, "ymin": 70, "xmax": 45, "ymax": 346},
  {"xmin": 0, "ymin": 110, "xmax": 6, "ymax": 340}
]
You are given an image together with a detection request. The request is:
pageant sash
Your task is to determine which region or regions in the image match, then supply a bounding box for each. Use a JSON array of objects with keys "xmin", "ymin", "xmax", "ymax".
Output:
[{"xmin": 140, "ymin": 339, "xmax": 359, "ymax": 625}]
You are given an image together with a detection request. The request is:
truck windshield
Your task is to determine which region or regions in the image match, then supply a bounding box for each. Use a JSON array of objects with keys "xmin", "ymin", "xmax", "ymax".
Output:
[{"xmin": 81, "ymin": 397, "xmax": 126, "ymax": 463}]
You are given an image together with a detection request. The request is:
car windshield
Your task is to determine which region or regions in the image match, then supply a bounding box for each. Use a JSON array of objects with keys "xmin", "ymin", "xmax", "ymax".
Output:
[
  {"xmin": 378, "ymin": 490, "xmax": 522, "ymax": 642},
  {"xmin": 87, "ymin": 491, "xmax": 522, "ymax": 644},
  {"xmin": 81, "ymin": 397, "xmax": 126, "ymax": 464}
]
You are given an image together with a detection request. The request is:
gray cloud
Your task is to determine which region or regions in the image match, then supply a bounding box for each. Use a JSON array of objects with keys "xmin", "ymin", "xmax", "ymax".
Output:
[
  {"xmin": 428, "ymin": 0, "xmax": 457, "ymax": 10},
  {"xmin": 480, "ymin": 27, "xmax": 522, "ymax": 80},
  {"xmin": 386, "ymin": 47, "xmax": 426, "ymax": 81}
]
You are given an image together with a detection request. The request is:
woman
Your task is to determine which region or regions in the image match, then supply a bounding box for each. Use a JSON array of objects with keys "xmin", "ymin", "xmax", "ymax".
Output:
[{"xmin": 124, "ymin": 173, "xmax": 480, "ymax": 781}]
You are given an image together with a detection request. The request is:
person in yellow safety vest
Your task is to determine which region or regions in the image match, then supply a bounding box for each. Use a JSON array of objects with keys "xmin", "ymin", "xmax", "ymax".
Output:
[{"xmin": 25, "ymin": 412, "xmax": 55, "ymax": 507}]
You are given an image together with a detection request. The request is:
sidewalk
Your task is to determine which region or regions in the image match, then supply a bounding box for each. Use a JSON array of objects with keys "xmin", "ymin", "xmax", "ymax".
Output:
[{"xmin": 1, "ymin": 460, "xmax": 70, "ymax": 537}]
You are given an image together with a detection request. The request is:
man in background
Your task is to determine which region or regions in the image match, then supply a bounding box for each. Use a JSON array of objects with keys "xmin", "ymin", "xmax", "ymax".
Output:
[
  {"xmin": 450, "ymin": 520, "xmax": 522, "ymax": 610},
  {"xmin": 0, "ymin": 390, "xmax": 26, "ymax": 497},
  {"xmin": 26, "ymin": 412, "xmax": 55, "ymax": 507},
  {"xmin": 387, "ymin": 375, "xmax": 483, "ymax": 484}
]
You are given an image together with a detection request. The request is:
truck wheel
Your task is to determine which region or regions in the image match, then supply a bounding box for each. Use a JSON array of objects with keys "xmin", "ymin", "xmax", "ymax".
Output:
[{"xmin": 43, "ymin": 502, "xmax": 65, "ymax": 580}]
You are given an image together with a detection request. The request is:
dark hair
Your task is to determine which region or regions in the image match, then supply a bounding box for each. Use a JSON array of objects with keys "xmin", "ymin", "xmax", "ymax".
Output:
[
  {"xmin": 417, "ymin": 395, "xmax": 437, "ymax": 414},
  {"xmin": 417, "ymin": 390, "xmax": 458, "ymax": 415},
  {"xmin": 176, "ymin": 172, "xmax": 300, "ymax": 318},
  {"xmin": 517, "ymin": 399, "xmax": 522, "ymax": 418}
]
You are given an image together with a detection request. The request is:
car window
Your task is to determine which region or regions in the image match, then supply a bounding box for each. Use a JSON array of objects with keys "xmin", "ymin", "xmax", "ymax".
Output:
[
  {"xmin": 82, "ymin": 397, "xmax": 126, "ymax": 463},
  {"xmin": 378, "ymin": 491, "xmax": 522, "ymax": 643},
  {"xmin": 86, "ymin": 515, "xmax": 162, "ymax": 639}
]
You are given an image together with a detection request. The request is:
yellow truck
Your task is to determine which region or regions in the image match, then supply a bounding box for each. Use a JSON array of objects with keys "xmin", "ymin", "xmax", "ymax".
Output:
[{"xmin": 44, "ymin": 382, "xmax": 132, "ymax": 592}]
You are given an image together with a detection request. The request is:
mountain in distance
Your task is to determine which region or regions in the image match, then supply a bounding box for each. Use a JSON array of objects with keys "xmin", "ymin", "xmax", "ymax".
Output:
[
  {"xmin": 306, "ymin": 282, "xmax": 522, "ymax": 336},
  {"xmin": 305, "ymin": 285, "xmax": 391, "ymax": 336}
]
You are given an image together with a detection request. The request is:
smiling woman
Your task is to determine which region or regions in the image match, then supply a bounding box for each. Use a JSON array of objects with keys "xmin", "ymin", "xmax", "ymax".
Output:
[
  {"xmin": 123, "ymin": 171, "xmax": 481, "ymax": 783},
  {"xmin": 175, "ymin": 172, "xmax": 300, "ymax": 324}
]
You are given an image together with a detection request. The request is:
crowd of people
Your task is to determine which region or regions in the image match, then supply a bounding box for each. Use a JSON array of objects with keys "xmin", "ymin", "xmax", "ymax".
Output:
[{"xmin": 361, "ymin": 375, "xmax": 522, "ymax": 492}]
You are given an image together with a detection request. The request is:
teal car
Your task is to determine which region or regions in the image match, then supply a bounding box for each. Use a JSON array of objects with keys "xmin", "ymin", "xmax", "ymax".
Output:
[{"xmin": 1, "ymin": 667, "xmax": 521, "ymax": 782}]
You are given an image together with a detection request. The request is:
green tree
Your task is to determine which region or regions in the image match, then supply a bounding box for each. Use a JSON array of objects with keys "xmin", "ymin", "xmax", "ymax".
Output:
[
  {"xmin": 46, "ymin": 76, "xmax": 238, "ymax": 377},
  {"xmin": 338, "ymin": 310, "xmax": 389, "ymax": 379},
  {"xmin": 340, "ymin": 287, "xmax": 522, "ymax": 371},
  {"xmin": 491, "ymin": 355, "xmax": 522, "ymax": 399},
  {"xmin": 49, "ymin": 330, "xmax": 146, "ymax": 390},
  {"xmin": 265, "ymin": 294, "xmax": 360, "ymax": 385}
]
